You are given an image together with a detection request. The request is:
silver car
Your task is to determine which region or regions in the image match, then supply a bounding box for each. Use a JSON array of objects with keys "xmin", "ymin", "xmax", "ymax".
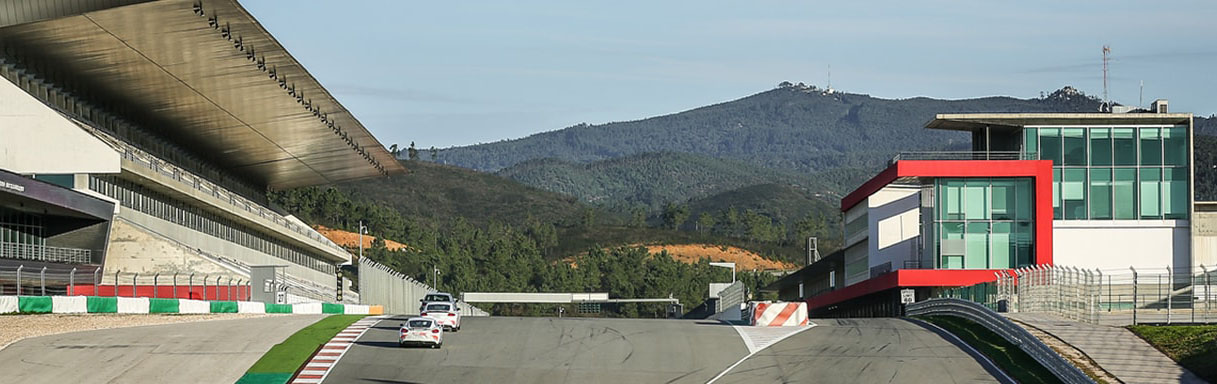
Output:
[{"xmin": 399, "ymin": 317, "xmax": 443, "ymax": 349}]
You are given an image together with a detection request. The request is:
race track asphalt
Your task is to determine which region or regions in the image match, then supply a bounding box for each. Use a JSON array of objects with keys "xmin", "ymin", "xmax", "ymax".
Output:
[
  {"xmin": 0, "ymin": 314, "xmax": 326, "ymax": 384},
  {"xmin": 323, "ymin": 316, "xmax": 1003, "ymax": 384}
]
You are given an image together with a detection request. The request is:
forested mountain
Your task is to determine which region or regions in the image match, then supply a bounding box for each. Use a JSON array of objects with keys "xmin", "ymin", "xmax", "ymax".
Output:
[
  {"xmin": 495, "ymin": 152, "xmax": 865, "ymax": 210},
  {"xmin": 437, "ymin": 85, "xmax": 1104, "ymax": 173}
]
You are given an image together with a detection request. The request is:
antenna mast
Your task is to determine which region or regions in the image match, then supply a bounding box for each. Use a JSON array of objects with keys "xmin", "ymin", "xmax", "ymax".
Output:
[
  {"xmin": 1102, "ymin": 45, "xmax": 1111, "ymax": 111},
  {"xmin": 827, "ymin": 64, "xmax": 832, "ymax": 90}
]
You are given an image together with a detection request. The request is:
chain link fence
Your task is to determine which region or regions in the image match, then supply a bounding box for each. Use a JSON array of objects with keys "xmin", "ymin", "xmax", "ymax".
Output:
[
  {"xmin": 0, "ymin": 264, "xmax": 250, "ymax": 300},
  {"xmin": 940, "ymin": 265, "xmax": 1217, "ymax": 325},
  {"xmin": 358, "ymin": 257, "xmax": 488, "ymax": 316}
]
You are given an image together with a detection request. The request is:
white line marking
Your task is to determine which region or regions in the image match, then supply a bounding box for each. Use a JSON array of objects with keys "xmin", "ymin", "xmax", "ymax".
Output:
[{"xmin": 705, "ymin": 323, "xmax": 816, "ymax": 384}]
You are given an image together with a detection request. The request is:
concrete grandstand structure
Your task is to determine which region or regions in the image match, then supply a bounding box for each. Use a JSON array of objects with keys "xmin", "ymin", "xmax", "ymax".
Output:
[
  {"xmin": 768, "ymin": 108, "xmax": 1217, "ymax": 316},
  {"xmin": 0, "ymin": 0, "xmax": 404, "ymax": 302}
]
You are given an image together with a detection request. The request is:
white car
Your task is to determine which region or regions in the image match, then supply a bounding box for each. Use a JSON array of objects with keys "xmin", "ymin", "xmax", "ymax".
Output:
[
  {"xmin": 399, "ymin": 317, "xmax": 443, "ymax": 348},
  {"xmin": 422, "ymin": 302, "xmax": 461, "ymax": 332},
  {"xmin": 419, "ymin": 292, "xmax": 455, "ymax": 313}
]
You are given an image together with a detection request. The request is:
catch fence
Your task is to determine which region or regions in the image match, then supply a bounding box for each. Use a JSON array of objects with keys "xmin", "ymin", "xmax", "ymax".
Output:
[
  {"xmin": 358, "ymin": 257, "xmax": 488, "ymax": 316},
  {"xmin": 940, "ymin": 265, "xmax": 1217, "ymax": 325}
]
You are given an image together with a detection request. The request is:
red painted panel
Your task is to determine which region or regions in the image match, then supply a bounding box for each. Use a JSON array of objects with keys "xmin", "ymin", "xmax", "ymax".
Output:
[
  {"xmin": 805, "ymin": 269, "xmax": 1016, "ymax": 310},
  {"xmin": 67, "ymin": 285, "xmax": 251, "ymax": 301}
]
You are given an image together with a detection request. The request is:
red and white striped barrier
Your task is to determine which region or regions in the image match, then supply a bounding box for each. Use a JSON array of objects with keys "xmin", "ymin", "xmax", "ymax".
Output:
[
  {"xmin": 749, "ymin": 301, "xmax": 808, "ymax": 327},
  {"xmin": 290, "ymin": 316, "xmax": 384, "ymax": 384}
]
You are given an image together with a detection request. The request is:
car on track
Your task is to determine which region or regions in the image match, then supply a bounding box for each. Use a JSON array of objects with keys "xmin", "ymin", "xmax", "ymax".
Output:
[
  {"xmin": 422, "ymin": 302, "xmax": 461, "ymax": 332},
  {"xmin": 399, "ymin": 317, "xmax": 443, "ymax": 348},
  {"xmin": 419, "ymin": 292, "xmax": 455, "ymax": 313}
]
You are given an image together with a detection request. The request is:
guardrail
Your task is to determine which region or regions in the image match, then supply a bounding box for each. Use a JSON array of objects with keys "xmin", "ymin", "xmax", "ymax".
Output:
[
  {"xmin": 890, "ymin": 151, "xmax": 1034, "ymax": 165},
  {"xmin": 907, "ymin": 298, "xmax": 1093, "ymax": 384},
  {"xmin": 0, "ymin": 242, "xmax": 92, "ymax": 264}
]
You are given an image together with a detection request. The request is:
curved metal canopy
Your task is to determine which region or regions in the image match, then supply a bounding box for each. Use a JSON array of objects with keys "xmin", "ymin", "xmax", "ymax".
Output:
[{"xmin": 0, "ymin": 0, "xmax": 405, "ymax": 189}]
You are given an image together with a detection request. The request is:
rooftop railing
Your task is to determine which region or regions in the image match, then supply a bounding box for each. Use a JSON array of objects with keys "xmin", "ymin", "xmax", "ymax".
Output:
[
  {"xmin": 889, "ymin": 151, "xmax": 1035, "ymax": 165},
  {"xmin": 0, "ymin": 242, "xmax": 92, "ymax": 264}
]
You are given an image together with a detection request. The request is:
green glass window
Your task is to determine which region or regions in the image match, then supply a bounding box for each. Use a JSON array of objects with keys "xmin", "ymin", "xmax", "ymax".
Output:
[
  {"xmin": 1040, "ymin": 128, "xmax": 1062, "ymax": 165},
  {"xmin": 1014, "ymin": 222, "xmax": 1033, "ymax": 267},
  {"xmin": 1113, "ymin": 168, "xmax": 1137, "ymax": 219},
  {"xmin": 991, "ymin": 179, "xmax": 1016, "ymax": 220},
  {"xmin": 1139, "ymin": 168, "xmax": 1162, "ymax": 219},
  {"xmin": 1023, "ymin": 128, "xmax": 1038, "ymax": 159},
  {"xmin": 991, "ymin": 222, "xmax": 1012, "ymax": 269},
  {"xmin": 1164, "ymin": 167, "xmax": 1188, "ymax": 219},
  {"xmin": 1163, "ymin": 126, "xmax": 1188, "ymax": 166},
  {"xmin": 1113, "ymin": 128, "xmax": 1137, "ymax": 166},
  {"xmin": 1089, "ymin": 168, "xmax": 1113, "ymax": 219},
  {"xmin": 966, "ymin": 222, "xmax": 989, "ymax": 269},
  {"xmin": 940, "ymin": 223, "xmax": 965, "ymax": 269},
  {"xmin": 965, "ymin": 180, "xmax": 989, "ymax": 220},
  {"xmin": 1052, "ymin": 169, "xmax": 1062, "ymax": 219},
  {"xmin": 1062, "ymin": 168, "xmax": 1087, "ymax": 219},
  {"xmin": 941, "ymin": 180, "xmax": 964, "ymax": 220},
  {"xmin": 1140, "ymin": 127, "xmax": 1163, "ymax": 166},
  {"xmin": 1090, "ymin": 128, "xmax": 1112, "ymax": 166},
  {"xmin": 1015, "ymin": 179, "xmax": 1033, "ymax": 220},
  {"xmin": 1062, "ymin": 128, "xmax": 1086, "ymax": 166}
]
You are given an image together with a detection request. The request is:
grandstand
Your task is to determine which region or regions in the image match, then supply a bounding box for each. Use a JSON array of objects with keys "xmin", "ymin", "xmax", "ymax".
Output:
[{"xmin": 0, "ymin": 0, "xmax": 405, "ymax": 302}]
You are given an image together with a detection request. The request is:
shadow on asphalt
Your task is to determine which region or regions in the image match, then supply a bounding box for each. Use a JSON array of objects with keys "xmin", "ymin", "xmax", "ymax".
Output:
[
  {"xmin": 359, "ymin": 379, "xmax": 423, "ymax": 384},
  {"xmin": 354, "ymin": 340, "xmax": 402, "ymax": 349},
  {"xmin": 905, "ymin": 318, "xmax": 1015, "ymax": 384},
  {"xmin": 693, "ymin": 320, "xmax": 735, "ymax": 326}
]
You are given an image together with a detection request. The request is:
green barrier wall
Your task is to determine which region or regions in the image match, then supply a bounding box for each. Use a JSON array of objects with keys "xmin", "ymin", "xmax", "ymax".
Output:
[
  {"xmin": 17, "ymin": 296, "xmax": 52, "ymax": 313},
  {"xmin": 87, "ymin": 296, "xmax": 118, "ymax": 313},
  {"xmin": 265, "ymin": 303, "xmax": 292, "ymax": 313},
  {"xmin": 321, "ymin": 303, "xmax": 345, "ymax": 314},
  {"xmin": 149, "ymin": 298, "xmax": 180, "ymax": 313},
  {"xmin": 210, "ymin": 301, "xmax": 239, "ymax": 313}
]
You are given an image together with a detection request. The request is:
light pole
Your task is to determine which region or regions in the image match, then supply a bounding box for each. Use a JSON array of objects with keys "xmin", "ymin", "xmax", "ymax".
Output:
[
  {"xmin": 433, "ymin": 266, "xmax": 441, "ymax": 290},
  {"xmin": 710, "ymin": 262, "xmax": 736, "ymax": 283},
  {"xmin": 357, "ymin": 221, "xmax": 368, "ymax": 261}
]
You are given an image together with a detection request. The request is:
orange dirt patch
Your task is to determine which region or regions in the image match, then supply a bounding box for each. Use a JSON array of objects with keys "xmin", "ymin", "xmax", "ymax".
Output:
[
  {"xmin": 642, "ymin": 244, "xmax": 797, "ymax": 271},
  {"xmin": 314, "ymin": 225, "xmax": 410, "ymax": 252}
]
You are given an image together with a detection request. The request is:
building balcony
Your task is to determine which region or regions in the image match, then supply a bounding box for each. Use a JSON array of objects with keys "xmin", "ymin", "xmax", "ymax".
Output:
[{"xmin": 889, "ymin": 151, "xmax": 1035, "ymax": 165}]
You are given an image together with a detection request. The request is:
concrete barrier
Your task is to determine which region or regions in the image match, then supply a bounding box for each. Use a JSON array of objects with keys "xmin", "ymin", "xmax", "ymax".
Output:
[
  {"xmin": 0, "ymin": 296, "xmax": 17, "ymax": 314},
  {"xmin": 117, "ymin": 297, "xmax": 150, "ymax": 314},
  {"xmin": 178, "ymin": 299, "xmax": 210, "ymax": 314},
  {"xmin": 237, "ymin": 301, "xmax": 265, "ymax": 314},
  {"xmin": 344, "ymin": 304, "xmax": 370, "ymax": 315},
  {"xmin": 749, "ymin": 301, "xmax": 809, "ymax": 326},
  {"xmin": 292, "ymin": 302, "xmax": 322, "ymax": 314},
  {"xmin": 51, "ymin": 296, "xmax": 88, "ymax": 314}
]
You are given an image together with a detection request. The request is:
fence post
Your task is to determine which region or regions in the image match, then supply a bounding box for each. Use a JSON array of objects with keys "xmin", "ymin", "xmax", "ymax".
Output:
[
  {"xmin": 154, "ymin": 273, "xmax": 160, "ymax": 299},
  {"xmin": 1204, "ymin": 265, "xmax": 1211, "ymax": 324},
  {"xmin": 173, "ymin": 272, "xmax": 179, "ymax": 299},
  {"xmin": 114, "ymin": 270, "xmax": 120, "ymax": 297},
  {"xmin": 1130, "ymin": 267, "xmax": 1139, "ymax": 324},
  {"xmin": 188, "ymin": 273, "xmax": 195, "ymax": 299},
  {"xmin": 40, "ymin": 266, "xmax": 46, "ymax": 296},
  {"xmin": 132, "ymin": 272, "xmax": 138, "ymax": 298},
  {"xmin": 69, "ymin": 267, "xmax": 77, "ymax": 296},
  {"xmin": 227, "ymin": 277, "xmax": 233, "ymax": 301},
  {"xmin": 1096, "ymin": 269, "xmax": 1104, "ymax": 313},
  {"xmin": 93, "ymin": 268, "xmax": 100, "ymax": 296},
  {"xmin": 15, "ymin": 265, "xmax": 21, "ymax": 295},
  {"xmin": 1191, "ymin": 268, "xmax": 1196, "ymax": 324},
  {"xmin": 1166, "ymin": 265, "xmax": 1172, "ymax": 324}
]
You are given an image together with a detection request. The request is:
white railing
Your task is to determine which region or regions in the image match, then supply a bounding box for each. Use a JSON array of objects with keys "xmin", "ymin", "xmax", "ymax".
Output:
[{"xmin": 0, "ymin": 242, "xmax": 92, "ymax": 264}]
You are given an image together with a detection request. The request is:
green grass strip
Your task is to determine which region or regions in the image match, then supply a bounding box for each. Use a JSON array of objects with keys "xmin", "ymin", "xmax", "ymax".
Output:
[
  {"xmin": 210, "ymin": 301, "xmax": 238, "ymax": 313},
  {"xmin": 245, "ymin": 315, "xmax": 365, "ymax": 375},
  {"xmin": 17, "ymin": 296, "xmax": 52, "ymax": 313},
  {"xmin": 87, "ymin": 296, "xmax": 118, "ymax": 313},
  {"xmin": 234, "ymin": 372, "xmax": 293, "ymax": 384},
  {"xmin": 321, "ymin": 303, "xmax": 345, "ymax": 314},
  {"xmin": 265, "ymin": 303, "xmax": 292, "ymax": 313},
  {"xmin": 149, "ymin": 298, "xmax": 180, "ymax": 313},
  {"xmin": 919, "ymin": 316, "xmax": 1062, "ymax": 384},
  {"xmin": 1129, "ymin": 324, "xmax": 1217, "ymax": 383}
]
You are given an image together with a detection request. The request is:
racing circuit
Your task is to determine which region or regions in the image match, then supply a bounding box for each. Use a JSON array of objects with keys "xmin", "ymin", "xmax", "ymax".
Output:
[{"xmin": 321, "ymin": 316, "xmax": 1002, "ymax": 384}]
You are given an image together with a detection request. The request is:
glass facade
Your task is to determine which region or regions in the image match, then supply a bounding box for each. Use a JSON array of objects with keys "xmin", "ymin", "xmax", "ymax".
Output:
[
  {"xmin": 935, "ymin": 178, "xmax": 1035, "ymax": 269},
  {"xmin": 1023, "ymin": 125, "xmax": 1189, "ymax": 220}
]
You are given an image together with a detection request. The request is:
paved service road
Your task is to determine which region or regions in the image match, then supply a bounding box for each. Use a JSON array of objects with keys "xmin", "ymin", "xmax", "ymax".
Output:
[
  {"xmin": 0, "ymin": 314, "xmax": 326, "ymax": 384},
  {"xmin": 324, "ymin": 316, "xmax": 749, "ymax": 383},
  {"xmin": 713, "ymin": 318, "xmax": 1003, "ymax": 383}
]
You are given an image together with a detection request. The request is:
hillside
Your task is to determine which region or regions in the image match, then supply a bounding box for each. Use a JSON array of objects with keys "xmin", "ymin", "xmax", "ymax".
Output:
[
  {"xmin": 314, "ymin": 225, "xmax": 410, "ymax": 252},
  {"xmin": 496, "ymin": 152, "xmax": 848, "ymax": 209},
  {"xmin": 337, "ymin": 160, "xmax": 586, "ymax": 229},
  {"xmin": 437, "ymin": 85, "xmax": 1104, "ymax": 173}
]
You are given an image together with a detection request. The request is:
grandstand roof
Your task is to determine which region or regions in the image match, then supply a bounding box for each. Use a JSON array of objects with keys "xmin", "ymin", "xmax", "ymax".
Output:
[{"xmin": 0, "ymin": 0, "xmax": 405, "ymax": 189}]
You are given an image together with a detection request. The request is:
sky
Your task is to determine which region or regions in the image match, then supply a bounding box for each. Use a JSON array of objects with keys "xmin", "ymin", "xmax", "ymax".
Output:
[{"xmin": 243, "ymin": 1, "xmax": 1217, "ymax": 150}]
